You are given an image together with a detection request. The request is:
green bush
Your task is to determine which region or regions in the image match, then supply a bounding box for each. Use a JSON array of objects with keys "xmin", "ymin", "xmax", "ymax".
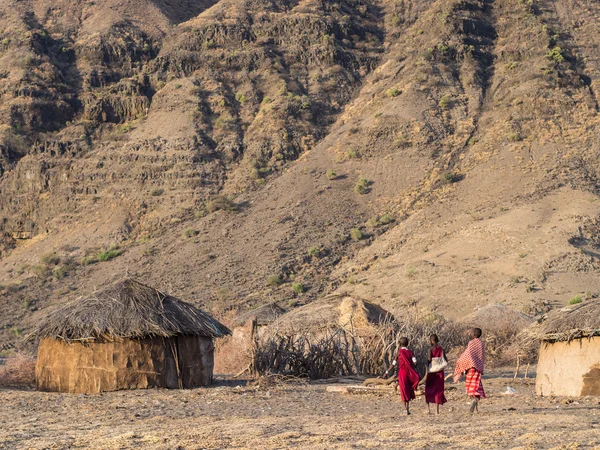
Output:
[
  {"xmin": 347, "ymin": 149, "xmax": 360, "ymax": 160},
  {"xmin": 407, "ymin": 265, "xmax": 416, "ymax": 278},
  {"xmin": 206, "ymin": 195, "xmax": 237, "ymax": 213},
  {"xmin": 386, "ymin": 87, "xmax": 401, "ymax": 98},
  {"xmin": 439, "ymin": 94, "xmax": 452, "ymax": 109},
  {"xmin": 267, "ymin": 275, "xmax": 282, "ymax": 286},
  {"xmin": 350, "ymin": 228, "xmax": 363, "ymax": 241},
  {"xmin": 52, "ymin": 266, "xmax": 66, "ymax": 280},
  {"xmin": 354, "ymin": 177, "xmax": 370, "ymax": 195},
  {"xmin": 40, "ymin": 252, "xmax": 60, "ymax": 266},
  {"xmin": 508, "ymin": 132, "xmax": 522, "ymax": 142},
  {"xmin": 292, "ymin": 283, "xmax": 305, "ymax": 294},
  {"xmin": 97, "ymin": 250, "xmax": 122, "ymax": 262},
  {"xmin": 183, "ymin": 229, "xmax": 199, "ymax": 238},
  {"xmin": 326, "ymin": 169, "xmax": 337, "ymax": 180},
  {"xmin": 379, "ymin": 213, "xmax": 395, "ymax": 225},
  {"xmin": 444, "ymin": 172, "xmax": 463, "ymax": 184},
  {"xmin": 308, "ymin": 247, "xmax": 321, "ymax": 258},
  {"xmin": 31, "ymin": 264, "xmax": 49, "ymax": 279},
  {"xmin": 568, "ymin": 295, "xmax": 582, "ymax": 305},
  {"xmin": 546, "ymin": 46, "xmax": 565, "ymax": 64}
]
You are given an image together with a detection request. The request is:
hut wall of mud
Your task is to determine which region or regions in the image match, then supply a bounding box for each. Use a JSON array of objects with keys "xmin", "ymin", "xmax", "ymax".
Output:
[
  {"xmin": 535, "ymin": 337, "xmax": 600, "ymax": 397},
  {"xmin": 36, "ymin": 336, "xmax": 214, "ymax": 394}
]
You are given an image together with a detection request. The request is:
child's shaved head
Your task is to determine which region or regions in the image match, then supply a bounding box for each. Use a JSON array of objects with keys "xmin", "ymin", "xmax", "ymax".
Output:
[
  {"xmin": 473, "ymin": 328, "xmax": 482, "ymax": 338},
  {"xmin": 399, "ymin": 336, "xmax": 409, "ymax": 347}
]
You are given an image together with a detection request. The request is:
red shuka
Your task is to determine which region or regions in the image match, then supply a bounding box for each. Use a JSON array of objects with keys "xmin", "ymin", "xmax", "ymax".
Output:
[
  {"xmin": 397, "ymin": 348, "xmax": 420, "ymax": 402},
  {"xmin": 425, "ymin": 345, "xmax": 447, "ymax": 405}
]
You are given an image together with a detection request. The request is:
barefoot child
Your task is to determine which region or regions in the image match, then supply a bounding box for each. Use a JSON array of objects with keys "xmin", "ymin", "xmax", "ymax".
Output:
[
  {"xmin": 453, "ymin": 328, "xmax": 486, "ymax": 413},
  {"xmin": 397, "ymin": 337, "xmax": 420, "ymax": 415},
  {"xmin": 425, "ymin": 334, "xmax": 447, "ymax": 414}
]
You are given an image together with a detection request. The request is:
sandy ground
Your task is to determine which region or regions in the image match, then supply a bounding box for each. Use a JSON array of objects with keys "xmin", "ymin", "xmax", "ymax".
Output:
[{"xmin": 1, "ymin": 371, "xmax": 599, "ymax": 450}]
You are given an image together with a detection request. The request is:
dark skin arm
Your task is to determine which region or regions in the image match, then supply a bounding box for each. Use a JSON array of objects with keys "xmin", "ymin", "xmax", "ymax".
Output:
[{"xmin": 427, "ymin": 347, "xmax": 433, "ymax": 364}]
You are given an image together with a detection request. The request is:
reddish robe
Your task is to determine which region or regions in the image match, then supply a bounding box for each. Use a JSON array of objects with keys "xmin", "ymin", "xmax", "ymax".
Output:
[
  {"xmin": 425, "ymin": 345, "xmax": 447, "ymax": 405},
  {"xmin": 397, "ymin": 348, "xmax": 420, "ymax": 402}
]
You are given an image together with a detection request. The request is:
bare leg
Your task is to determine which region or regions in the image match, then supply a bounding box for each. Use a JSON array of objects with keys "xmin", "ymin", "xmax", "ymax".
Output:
[
  {"xmin": 404, "ymin": 401, "xmax": 410, "ymax": 415},
  {"xmin": 436, "ymin": 403, "xmax": 440, "ymax": 415},
  {"xmin": 427, "ymin": 402, "xmax": 431, "ymax": 415},
  {"xmin": 469, "ymin": 396, "xmax": 477, "ymax": 413}
]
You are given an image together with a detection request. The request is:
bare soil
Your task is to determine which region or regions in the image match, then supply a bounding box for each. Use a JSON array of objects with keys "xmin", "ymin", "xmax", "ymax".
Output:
[{"xmin": 1, "ymin": 371, "xmax": 599, "ymax": 450}]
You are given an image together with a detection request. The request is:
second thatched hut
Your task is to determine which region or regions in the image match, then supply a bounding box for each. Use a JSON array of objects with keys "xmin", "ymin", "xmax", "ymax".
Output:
[
  {"xmin": 530, "ymin": 299, "xmax": 600, "ymax": 397},
  {"xmin": 33, "ymin": 278, "xmax": 231, "ymax": 394}
]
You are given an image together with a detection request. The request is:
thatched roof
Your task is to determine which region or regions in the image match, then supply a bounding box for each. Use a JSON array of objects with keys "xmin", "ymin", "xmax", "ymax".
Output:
[
  {"xmin": 32, "ymin": 279, "xmax": 231, "ymax": 342},
  {"xmin": 528, "ymin": 299, "xmax": 600, "ymax": 342},
  {"xmin": 233, "ymin": 303, "xmax": 286, "ymax": 327},
  {"xmin": 267, "ymin": 295, "xmax": 393, "ymax": 335},
  {"xmin": 462, "ymin": 303, "xmax": 534, "ymax": 333}
]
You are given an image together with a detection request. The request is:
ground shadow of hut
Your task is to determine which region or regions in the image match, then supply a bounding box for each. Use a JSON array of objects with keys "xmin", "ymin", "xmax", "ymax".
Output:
[
  {"xmin": 31, "ymin": 278, "xmax": 231, "ymax": 394},
  {"xmin": 529, "ymin": 299, "xmax": 600, "ymax": 396}
]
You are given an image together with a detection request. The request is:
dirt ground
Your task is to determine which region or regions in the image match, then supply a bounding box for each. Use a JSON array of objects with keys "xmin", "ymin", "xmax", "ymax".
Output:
[{"xmin": 1, "ymin": 370, "xmax": 599, "ymax": 450}]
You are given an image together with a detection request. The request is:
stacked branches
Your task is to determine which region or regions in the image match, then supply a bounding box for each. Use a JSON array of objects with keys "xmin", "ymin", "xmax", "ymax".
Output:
[{"xmin": 254, "ymin": 308, "xmax": 468, "ymax": 379}]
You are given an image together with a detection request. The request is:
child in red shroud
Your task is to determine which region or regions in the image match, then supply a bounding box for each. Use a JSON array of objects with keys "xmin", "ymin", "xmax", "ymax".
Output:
[{"xmin": 397, "ymin": 336, "xmax": 420, "ymax": 415}]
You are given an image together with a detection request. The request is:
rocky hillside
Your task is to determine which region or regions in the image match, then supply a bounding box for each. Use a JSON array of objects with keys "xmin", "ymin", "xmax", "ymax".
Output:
[{"xmin": 1, "ymin": 0, "xmax": 600, "ymax": 350}]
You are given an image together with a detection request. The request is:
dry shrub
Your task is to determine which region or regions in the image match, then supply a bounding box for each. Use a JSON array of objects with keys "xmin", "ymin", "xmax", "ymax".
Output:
[
  {"xmin": 254, "ymin": 308, "xmax": 469, "ymax": 379},
  {"xmin": 214, "ymin": 334, "xmax": 252, "ymax": 374},
  {"xmin": 0, "ymin": 353, "xmax": 36, "ymax": 387}
]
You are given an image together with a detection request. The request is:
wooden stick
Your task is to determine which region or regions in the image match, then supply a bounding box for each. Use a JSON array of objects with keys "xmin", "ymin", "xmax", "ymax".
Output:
[
  {"xmin": 524, "ymin": 362, "xmax": 530, "ymax": 379},
  {"xmin": 513, "ymin": 355, "xmax": 520, "ymax": 379}
]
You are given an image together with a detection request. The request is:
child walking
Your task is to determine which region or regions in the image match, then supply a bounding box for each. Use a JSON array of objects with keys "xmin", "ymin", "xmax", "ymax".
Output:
[
  {"xmin": 397, "ymin": 337, "xmax": 420, "ymax": 416},
  {"xmin": 453, "ymin": 328, "xmax": 486, "ymax": 413},
  {"xmin": 425, "ymin": 334, "xmax": 447, "ymax": 414}
]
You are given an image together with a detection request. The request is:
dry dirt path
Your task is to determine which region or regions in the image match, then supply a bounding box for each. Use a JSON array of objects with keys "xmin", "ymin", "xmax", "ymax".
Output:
[{"xmin": 1, "ymin": 374, "xmax": 599, "ymax": 449}]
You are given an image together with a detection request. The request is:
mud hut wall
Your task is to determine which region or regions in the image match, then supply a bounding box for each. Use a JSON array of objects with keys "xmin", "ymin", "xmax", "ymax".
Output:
[
  {"xmin": 36, "ymin": 336, "xmax": 215, "ymax": 393},
  {"xmin": 535, "ymin": 337, "xmax": 600, "ymax": 397},
  {"xmin": 176, "ymin": 335, "xmax": 214, "ymax": 387}
]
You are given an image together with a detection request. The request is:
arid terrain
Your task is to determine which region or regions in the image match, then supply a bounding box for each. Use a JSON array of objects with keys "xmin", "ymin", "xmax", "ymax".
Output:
[
  {"xmin": 1, "ymin": 370, "xmax": 599, "ymax": 450},
  {"xmin": 2, "ymin": 0, "xmax": 600, "ymax": 353}
]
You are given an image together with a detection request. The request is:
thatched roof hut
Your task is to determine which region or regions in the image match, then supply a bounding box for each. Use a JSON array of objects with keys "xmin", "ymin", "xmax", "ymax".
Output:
[
  {"xmin": 268, "ymin": 295, "xmax": 393, "ymax": 336},
  {"xmin": 233, "ymin": 303, "xmax": 286, "ymax": 328},
  {"xmin": 33, "ymin": 278, "xmax": 230, "ymax": 394},
  {"xmin": 530, "ymin": 300, "xmax": 600, "ymax": 397}
]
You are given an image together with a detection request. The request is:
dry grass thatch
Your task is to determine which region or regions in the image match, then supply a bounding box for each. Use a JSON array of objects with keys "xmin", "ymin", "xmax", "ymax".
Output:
[
  {"xmin": 233, "ymin": 302, "xmax": 286, "ymax": 327},
  {"xmin": 526, "ymin": 299, "xmax": 600, "ymax": 343},
  {"xmin": 268, "ymin": 295, "xmax": 392, "ymax": 335},
  {"xmin": 31, "ymin": 278, "xmax": 231, "ymax": 342}
]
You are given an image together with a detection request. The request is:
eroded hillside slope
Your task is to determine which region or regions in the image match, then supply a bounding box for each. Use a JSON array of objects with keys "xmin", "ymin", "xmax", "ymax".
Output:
[{"xmin": 1, "ymin": 0, "xmax": 600, "ymax": 350}]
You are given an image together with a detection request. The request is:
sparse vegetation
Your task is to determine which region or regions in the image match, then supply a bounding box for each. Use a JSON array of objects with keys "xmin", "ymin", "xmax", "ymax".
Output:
[
  {"xmin": 150, "ymin": 187, "xmax": 164, "ymax": 196},
  {"xmin": 546, "ymin": 46, "xmax": 565, "ymax": 64},
  {"xmin": 40, "ymin": 252, "xmax": 60, "ymax": 266},
  {"xmin": 308, "ymin": 247, "xmax": 321, "ymax": 258},
  {"xmin": 347, "ymin": 149, "xmax": 360, "ymax": 160},
  {"xmin": 350, "ymin": 228, "xmax": 363, "ymax": 241},
  {"xmin": 386, "ymin": 87, "xmax": 401, "ymax": 98},
  {"xmin": 206, "ymin": 195, "xmax": 237, "ymax": 213},
  {"xmin": 326, "ymin": 169, "xmax": 337, "ymax": 180},
  {"xmin": 291, "ymin": 283, "xmax": 305, "ymax": 294},
  {"xmin": 439, "ymin": 94, "xmax": 452, "ymax": 109},
  {"xmin": 406, "ymin": 265, "xmax": 416, "ymax": 278},
  {"xmin": 267, "ymin": 275, "xmax": 283, "ymax": 287},
  {"xmin": 444, "ymin": 172, "xmax": 463, "ymax": 184},
  {"xmin": 508, "ymin": 132, "xmax": 522, "ymax": 142},
  {"xmin": 51, "ymin": 266, "xmax": 66, "ymax": 280},
  {"xmin": 354, "ymin": 177, "xmax": 370, "ymax": 195},
  {"xmin": 183, "ymin": 229, "xmax": 199, "ymax": 238},
  {"xmin": 568, "ymin": 295, "xmax": 582, "ymax": 305},
  {"xmin": 97, "ymin": 250, "xmax": 122, "ymax": 262}
]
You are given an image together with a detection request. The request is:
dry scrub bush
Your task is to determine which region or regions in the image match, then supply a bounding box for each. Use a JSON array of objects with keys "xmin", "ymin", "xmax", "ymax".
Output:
[
  {"xmin": 0, "ymin": 353, "xmax": 35, "ymax": 388},
  {"xmin": 254, "ymin": 308, "xmax": 469, "ymax": 379}
]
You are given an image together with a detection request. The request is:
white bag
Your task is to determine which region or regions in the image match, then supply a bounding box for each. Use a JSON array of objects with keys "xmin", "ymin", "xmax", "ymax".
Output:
[{"xmin": 428, "ymin": 356, "xmax": 448, "ymax": 373}]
